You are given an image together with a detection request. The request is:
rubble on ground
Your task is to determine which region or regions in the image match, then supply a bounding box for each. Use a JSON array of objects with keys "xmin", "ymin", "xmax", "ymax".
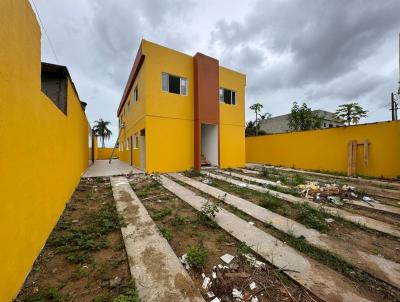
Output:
[{"xmin": 298, "ymin": 181, "xmax": 378, "ymax": 207}]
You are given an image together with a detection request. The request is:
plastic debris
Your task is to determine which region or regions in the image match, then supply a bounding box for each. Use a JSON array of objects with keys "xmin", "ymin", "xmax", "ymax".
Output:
[
  {"xmin": 244, "ymin": 254, "xmax": 265, "ymax": 268},
  {"xmin": 232, "ymin": 288, "xmax": 244, "ymax": 299},
  {"xmin": 180, "ymin": 254, "xmax": 190, "ymax": 269},
  {"xmin": 210, "ymin": 298, "xmax": 221, "ymax": 302},
  {"xmin": 202, "ymin": 277, "xmax": 210, "ymax": 289},
  {"xmin": 249, "ymin": 281, "xmax": 257, "ymax": 290},
  {"xmin": 251, "ymin": 297, "xmax": 259, "ymax": 302},
  {"xmin": 220, "ymin": 253, "xmax": 235, "ymax": 264},
  {"xmin": 327, "ymin": 196, "xmax": 343, "ymax": 206},
  {"xmin": 207, "ymin": 291, "xmax": 215, "ymax": 298},
  {"xmin": 248, "ymin": 221, "xmax": 255, "ymax": 226},
  {"xmin": 362, "ymin": 196, "xmax": 373, "ymax": 202},
  {"xmin": 202, "ymin": 178, "xmax": 212, "ymax": 184},
  {"xmin": 325, "ymin": 218, "xmax": 334, "ymax": 223},
  {"xmin": 212, "ymin": 271, "xmax": 217, "ymax": 279}
]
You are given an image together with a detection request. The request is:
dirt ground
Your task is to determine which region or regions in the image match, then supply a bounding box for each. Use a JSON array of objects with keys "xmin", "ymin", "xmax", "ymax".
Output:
[
  {"xmin": 212, "ymin": 171, "xmax": 400, "ymax": 264},
  {"xmin": 186, "ymin": 172, "xmax": 400, "ymax": 302},
  {"xmin": 16, "ymin": 177, "xmax": 138, "ymax": 302},
  {"xmin": 130, "ymin": 175, "xmax": 321, "ymax": 302}
]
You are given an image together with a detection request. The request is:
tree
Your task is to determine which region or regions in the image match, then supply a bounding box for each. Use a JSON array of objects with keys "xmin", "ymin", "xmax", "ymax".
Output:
[
  {"xmin": 249, "ymin": 103, "xmax": 263, "ymax": 136},
  {"xmin": 288, "ymin": 102, "xmax": 323, "ymax": 131},
  {"xmin": 93, "ymin": 118, "xmax": 112, "ymax": 148},
  {"xmin": 245, "ymin": 121, "xmax": 266, "ymax": 137},
  {"xmin": 334, "ymin": 102, "xmax": 368, "ymax": 126}
]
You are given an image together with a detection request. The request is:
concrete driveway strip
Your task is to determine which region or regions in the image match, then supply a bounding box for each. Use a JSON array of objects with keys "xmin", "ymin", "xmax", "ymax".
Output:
[
  {"xmin": 229, "ymin": 169, "xmax": 400, "ymax": 216},
  {"xmin": 160, "ymin": 175, "xmax": 373, "ymax": 302},
  {"xmin": 202, "ymin": 171, "xmax": 400, "ymax": 239},
  {"xmin": 110, "ymin": 176, "xmax": 205, "ymax": 302},
  {"xmin": 246, "ymin": 163, "xmax": 400, "ymax": 191},
  {"xmin": 171, "ymin": 173, "xmax": 400, "ymax": 289}
]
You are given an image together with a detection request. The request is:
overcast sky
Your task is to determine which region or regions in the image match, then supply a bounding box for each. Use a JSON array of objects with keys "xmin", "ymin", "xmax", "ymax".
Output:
[{"xmin": 31, "ymin": 0, "xmax": 400, "ymax": 146}]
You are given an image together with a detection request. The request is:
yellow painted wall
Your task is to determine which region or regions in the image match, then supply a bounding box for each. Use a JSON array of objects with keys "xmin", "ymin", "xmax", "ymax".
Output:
[
  {"xmin": 0, "ymin": 1, "xmax": 90, "ymax": 300},
  {"xmin": 146, "ymin": 116, "xmax": 194, "ymax": 173},
  {"xmin": 246, "ymin": 121, "xmax": 400, "ymax": 178},
  {"xmin": 97, "ymin": 148, "xmax": 118, "ymax": 160},
  {"xmin": 219, "ymin": 66, "xmax": 246, "ymax": 168}
]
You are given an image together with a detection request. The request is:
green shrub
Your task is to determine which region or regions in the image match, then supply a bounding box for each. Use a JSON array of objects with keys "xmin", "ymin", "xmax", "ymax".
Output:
[
  {"xmin": 113, "ymin": 288, "xmax": 139, "ymax": 302},
  {"xmin": 186, "ymin": 245, "xmax": 208, "ymax": 269}
]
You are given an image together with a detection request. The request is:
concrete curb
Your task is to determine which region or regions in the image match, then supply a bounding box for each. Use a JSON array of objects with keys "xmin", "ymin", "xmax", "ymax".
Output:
[{"xmin": 110, "ymin": 176, "xmax": 205, "ymax": 302}]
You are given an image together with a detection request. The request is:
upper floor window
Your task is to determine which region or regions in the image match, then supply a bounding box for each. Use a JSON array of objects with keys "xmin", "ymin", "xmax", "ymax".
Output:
[
  {"xmin": 162, "ymin": 72, "xmax": 187, "ymax": 96},
  {"xmin": 133, "ymin": 86, "xmax": 138, "ymax": 102},
  {"xmin": 127, "ymin": 100, "xmax": 130, "ymax": 112},
  {"xmin": 134, "ymin": 133, "xmax": 139, "ymax": 149},
  {"xmin": 219, "ymin": 88, "xmax": 236, "ymax": 105}
]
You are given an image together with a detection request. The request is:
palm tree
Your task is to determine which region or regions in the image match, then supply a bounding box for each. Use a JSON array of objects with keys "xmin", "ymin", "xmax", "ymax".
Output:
[
  {"xmin": 249, "ymin": 102, "xmax": 263, "ymax": 135},
  {"xmin": 334, "ymin": 102, "xmax": 368, "ymax": 126},
  {"xmin": 93, "ymin": 118, "xmax": 112, "ymax": 148}
]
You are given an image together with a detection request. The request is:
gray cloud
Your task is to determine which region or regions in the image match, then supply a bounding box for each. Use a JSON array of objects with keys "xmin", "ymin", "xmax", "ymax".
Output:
[{"xmin": 34, "ymin": 0, "xmax": 400, "ymax": 145}]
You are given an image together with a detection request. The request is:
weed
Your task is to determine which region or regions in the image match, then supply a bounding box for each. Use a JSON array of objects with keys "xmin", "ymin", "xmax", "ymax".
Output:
[
  {"xmin": 113, "ymin": 286, "xmax": 139, "ymax": 302},
  {"xmin": 196, "ymin": 201, "xmax": 220, "ymax": 228},
  {"xmin": 293, "ymin": 203, "xmax": 328, "ymax": 232},
  {"xmin": 22, "ymin": 287, "xmax": 65, "ymax": 302},
  {"xmin": 184, "ymin": 169, "xmax": 202, "ymax": 178},
  {"xmin": 171, "ymin": 214, "xmax": 185, "ymax": 228},
  {"xmin": 260, "ymin": 193, "xmax": 282, "ymax": 211},
  {"xmin": 159, "ymin": 227, "xmax": 173, "ymax": 241},
  {"xmin": 201, "ymin": 201, "xmax": 220, "ymax": 219},
  {"xmin": 238, "ymin": 242, "xmax": 253, "ymax": 255},
  {"xmin": 186, "ymin": 245, "xmax": 208, "ymax": 269},
  {"xmin": 152, "ymin": 208, "xmax": 172, "ymax": 220}
]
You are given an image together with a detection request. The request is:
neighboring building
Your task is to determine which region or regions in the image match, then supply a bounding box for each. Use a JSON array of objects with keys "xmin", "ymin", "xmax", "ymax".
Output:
[
  {"xmin": 117, "ymin": 40, "xmax": 246, "ymax": 173},
  {"xmin": 259, "ymin": 109, "xmax": 344, "ymax": 134}
]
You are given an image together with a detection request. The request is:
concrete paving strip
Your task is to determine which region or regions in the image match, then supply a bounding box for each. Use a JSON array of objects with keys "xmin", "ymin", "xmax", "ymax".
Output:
[
  {"xmin": 246, "ymin": 163, "xmax": 400, "ymax": 193},
  {"xmin": 170, "ymin": 173, "xmax": 400, "ymax": 289},
  {"xmin": 230, "ymin": 169, "xmax": 400, "ymax": 216},
  {"xmin": 202, "ymin": 171, "xmax": 400, "ymax": 239},
  {"xmin": 218, "ymin": 169, "xmax": 288, "ymax": 190},
  {"xmin": 159, "ymin": 175, "xmax": 373, "ymax": 302},
  {"xmin": 110, "ymin": 176, "xmax": 205, "ymax": 302}
]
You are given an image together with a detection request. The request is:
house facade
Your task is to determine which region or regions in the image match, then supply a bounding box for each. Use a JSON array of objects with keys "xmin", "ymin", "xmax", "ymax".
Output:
[
  {"xmin": 117, "ymin": 40, "xmax": 246, "ymax": 173},
  {"xmin": 259, "ymin": 109, "xmax": 344, "ymax": 134}
]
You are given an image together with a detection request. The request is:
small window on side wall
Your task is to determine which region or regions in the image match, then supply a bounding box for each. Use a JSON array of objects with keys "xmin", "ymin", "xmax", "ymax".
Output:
[
  {"xmin": 133, "ymin": 86, "xmax": 138, "ymax": 102},
  {"xmin": 134, "ymin": 133, "xmax": 139, "ymax": 149},
  {"xmin": 219, "ymin": 88, "xmax": 236, "ymax": 105},
  {"xmin": 162, "ymin": 72, "xmax": 187, "ymax": 96}
]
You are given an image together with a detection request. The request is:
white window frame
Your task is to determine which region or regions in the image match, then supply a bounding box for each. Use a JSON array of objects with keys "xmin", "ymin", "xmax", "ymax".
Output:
[
  {"xmin": 219, "ymin": 87, "xmax": 236, "ymax": 105},
  {"xmin": 162, "ymin": 72, "xmax": 188, "ymax": 96}
]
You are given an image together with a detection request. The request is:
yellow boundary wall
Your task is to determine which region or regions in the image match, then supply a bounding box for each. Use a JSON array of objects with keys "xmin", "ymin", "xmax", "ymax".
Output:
[
  {"xmin": 97, "ymin": 147, "xmax": 118, "ymax": 160},
  {"xmin": 246, "ymin": 121, "xmax": 400, "ymax": 179},
  {"xmin": 0, "ymin": 1, "xmax": 91, "ymax": 300}
]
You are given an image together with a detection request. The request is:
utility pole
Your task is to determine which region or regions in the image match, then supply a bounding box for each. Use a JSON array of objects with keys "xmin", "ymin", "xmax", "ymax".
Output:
[{"xmin": 390, "ymin": 33, "xmax": 400, "ymax": 121}]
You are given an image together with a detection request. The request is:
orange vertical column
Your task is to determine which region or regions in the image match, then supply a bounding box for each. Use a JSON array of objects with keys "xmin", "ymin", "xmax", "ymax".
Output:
[{"xmin": 193, "ymin": 53, "xmax": 220, "ymax": 170}]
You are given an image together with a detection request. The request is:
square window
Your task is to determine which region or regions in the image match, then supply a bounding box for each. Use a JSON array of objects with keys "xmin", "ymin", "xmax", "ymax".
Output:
[
  {"xmin": 219, "ymin": 87, "xmax": 236, "ymax": 105},
  {"xmin": 161, "ymin": 73, "xmax": 188, "ymax": 96}
]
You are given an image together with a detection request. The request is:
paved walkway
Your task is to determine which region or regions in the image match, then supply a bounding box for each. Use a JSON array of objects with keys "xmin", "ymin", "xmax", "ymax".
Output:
[
  {"xmin": 110, "ymin": 176, "xmax": 204, "ymax": 302},
  {"xmin": 159, "ymin": 175, "xmax": 372, "ymax": 302},
  {"xmin": 83, "ymin": 160, "xmax": 143, "ymax": 178}
]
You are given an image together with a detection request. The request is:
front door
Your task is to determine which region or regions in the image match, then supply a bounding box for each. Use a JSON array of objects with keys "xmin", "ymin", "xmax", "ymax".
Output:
[{"xmin": 140, "ymin": 129, "xmax": 146, "ymax": 170}]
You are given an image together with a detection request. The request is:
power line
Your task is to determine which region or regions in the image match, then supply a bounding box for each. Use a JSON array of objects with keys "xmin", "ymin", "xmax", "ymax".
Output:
[{"xmin": 31, "ymin": 0, "xmax": 59, "ymax": 63}]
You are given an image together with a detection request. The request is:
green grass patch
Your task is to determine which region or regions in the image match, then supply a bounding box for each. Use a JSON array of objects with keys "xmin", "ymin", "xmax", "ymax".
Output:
[
  {"xmin": 159, "ymin": 227, "xmax": 173, "ymax": 241},
  {"xmin": 293, "ymin": 203, "xmax": 329, "ymax": 232},
  {"xmin": 151, "ymin": 208, "xmax": 172, "ymax": 220}
]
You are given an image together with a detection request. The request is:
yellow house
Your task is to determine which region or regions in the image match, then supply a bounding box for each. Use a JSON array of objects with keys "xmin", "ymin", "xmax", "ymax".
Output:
[{"xmin": 117, "ymin": 40, "xmax": 246, "ymax": 173}]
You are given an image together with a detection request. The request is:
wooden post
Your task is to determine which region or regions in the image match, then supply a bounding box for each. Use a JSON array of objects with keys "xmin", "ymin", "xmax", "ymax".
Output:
[{"xmin": 347, "ymin": 140, "xmax": 358, "ymax": 176}]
